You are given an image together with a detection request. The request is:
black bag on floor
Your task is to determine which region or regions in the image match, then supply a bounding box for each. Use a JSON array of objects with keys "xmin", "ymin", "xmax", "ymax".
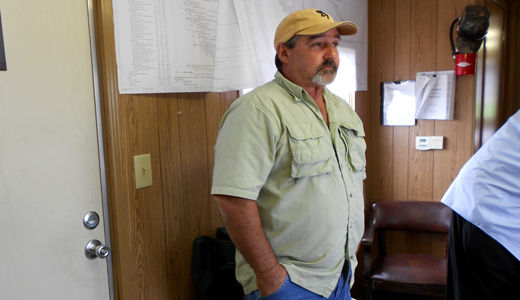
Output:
[{"xmin": 192, "ymin": 231, "xmax": 244, "ymax": 300}]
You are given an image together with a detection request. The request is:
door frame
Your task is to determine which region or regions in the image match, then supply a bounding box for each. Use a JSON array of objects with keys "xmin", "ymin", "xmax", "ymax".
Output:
[{"xmin": 87, "ymin": 0, "xmax": 114, "ymax": 298}]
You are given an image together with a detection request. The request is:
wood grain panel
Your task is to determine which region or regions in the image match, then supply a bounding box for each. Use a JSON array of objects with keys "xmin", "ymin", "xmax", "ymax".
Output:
[
  {"xmin": 392, "ymin": 0, "xmax": 412, "ymax": 201},
  {"xmin": 204, "ymin": 92, "xmax": 227, "ymax": 231},
  {"xmin": 178, "ymin": 93, "xmax": 214, "ymax": 233},
  {"xmin": 156, "ymin": 93, "xmax": 186, "ymax": 298},
  {"xmin": 205, "ymin": 92, "xmax": 221, "ymax": 190},
  {"xmin": 432, "ymin": 0, "xmax": 459, "ymax": 202},
  {"xmin": 115, "ymin": 95, "xmax": 170, "ymax": 299},
  {"xmin": 432, "ymin": 0, "xmax": 475, "ymax": 204},
  {"xmin": 431, "ymin": 0, "xmax": 462, "ymax": 253},
  {"xmin": 453, "ymin": 75, "xmax": 478, "ymax": 164},
  {"xmin": 383, "ymin": 0, "xmax": 414, "ymax": 255},
  {"xmin": 367, "ymin": 0, "xmax": 395, "ymax": 203},
  {"xmin": 355, "ymin": 91, "xmax": 370, "ymax": 134},
  {"xmin": 407, "ymin": 0, "xmax": 437, "ymax": 201}
]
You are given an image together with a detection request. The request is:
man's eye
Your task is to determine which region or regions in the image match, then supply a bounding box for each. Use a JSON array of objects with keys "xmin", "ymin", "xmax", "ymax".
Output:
[
  {"xmin": 332, "ymin": 42, "xmax": 339, "ymax": 47},
  {"xmin": 312, "ymin": 42, "xmax": 323, "ymax": 48}
]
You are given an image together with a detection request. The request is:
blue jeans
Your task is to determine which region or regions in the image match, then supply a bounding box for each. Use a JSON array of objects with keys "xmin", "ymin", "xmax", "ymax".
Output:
[{"xmin": 244, "ymin": 267, "xmax": 351, "ymax": 300}]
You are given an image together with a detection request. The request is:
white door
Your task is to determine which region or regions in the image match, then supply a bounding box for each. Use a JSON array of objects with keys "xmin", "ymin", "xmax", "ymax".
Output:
[{"xmin": 0, "ymin": 0, "xmax": 111, "ymax": 299}]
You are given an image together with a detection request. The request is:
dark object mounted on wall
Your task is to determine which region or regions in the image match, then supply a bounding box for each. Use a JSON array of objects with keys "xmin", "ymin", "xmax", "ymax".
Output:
[
  {"xmin": 450, "ymin": 5, "xmax": 490, "ymax": 76},
  {"xmin": 0, "ymin": 10, "xmax": 7, "ymax": 71}
]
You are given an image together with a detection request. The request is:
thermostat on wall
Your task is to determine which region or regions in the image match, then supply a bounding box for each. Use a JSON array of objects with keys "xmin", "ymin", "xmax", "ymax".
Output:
[{"xmin": 415, "ymin": 136, "xmax": 444, "ymax": 150}]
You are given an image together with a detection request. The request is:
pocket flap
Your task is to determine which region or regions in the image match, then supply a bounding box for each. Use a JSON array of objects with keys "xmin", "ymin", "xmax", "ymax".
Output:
[
  {"xmin": 339, "ymin": 126, "xmax": 367, "ymax": 173},
  {"xmin": 291, "ymin": 158, "xmax": 334, "ymax": 178},
  {"xmin": 286, "ymin": 124, "xmax": 323, "ymax": 141},
  {"xmin": 286, "ymin": 124, "xmax": 330, "ymax": 165}
]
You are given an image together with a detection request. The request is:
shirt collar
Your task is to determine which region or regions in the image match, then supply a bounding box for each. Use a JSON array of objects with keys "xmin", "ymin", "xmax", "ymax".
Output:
[
  {"xmin": 274, "ymin": 71, "xmax": 306, "ymax": 102},
  {"xmin": 273, "ymin": 71, "xmax": 364, "ymax": 135},
  {"xmin": 274, "ymin": 71, "xmax": 334, "ymax": 101}
]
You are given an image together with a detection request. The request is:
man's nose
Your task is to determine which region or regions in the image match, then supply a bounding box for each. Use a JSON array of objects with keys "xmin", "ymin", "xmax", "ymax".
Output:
[{"xmin": 323, "ymin": 44, "xmax": 338, "ymax": 60}]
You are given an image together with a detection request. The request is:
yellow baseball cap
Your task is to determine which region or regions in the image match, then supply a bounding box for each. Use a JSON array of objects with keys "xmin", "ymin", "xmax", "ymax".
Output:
[{"xmin": 274, "ymin": 9, "xmax": 358, "ymax": 49}]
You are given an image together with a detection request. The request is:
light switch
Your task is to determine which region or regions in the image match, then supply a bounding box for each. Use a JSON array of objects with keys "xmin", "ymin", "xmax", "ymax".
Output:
[{"xmin": 134, "ymin": 154, "xmax": 152, "ymax": 189}]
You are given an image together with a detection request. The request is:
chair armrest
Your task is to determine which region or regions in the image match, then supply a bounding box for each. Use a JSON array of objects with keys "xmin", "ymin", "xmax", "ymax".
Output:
[
  {"xmin": 361, "ymin": 224, "xmax": 375, "ymax": 280},
  {"xmin": 361, "ymin": 225, "xmax": 376, "ymax": 246}
]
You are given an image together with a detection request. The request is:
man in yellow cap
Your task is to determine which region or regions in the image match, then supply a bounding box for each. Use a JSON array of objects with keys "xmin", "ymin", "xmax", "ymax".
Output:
[{"xmin": 211, "ymin": 8, "xmax": 366, "ymax": 300}]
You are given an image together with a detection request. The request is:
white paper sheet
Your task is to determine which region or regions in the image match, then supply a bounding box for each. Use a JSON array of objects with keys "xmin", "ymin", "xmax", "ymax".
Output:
[
  {"xmin": 112, "ymin": 0, "xmax": 219, "ymax": 93},
  {"xmin": 415, "ymin": 71, "xmax": 455, "ymax": 120},
  {"xmin": 111, "ymin": 0, "xmax": 368, "ymax": 94},
  {"xmin": 382, "ymin": 81, "xmax": 416, "ymax": 126}
]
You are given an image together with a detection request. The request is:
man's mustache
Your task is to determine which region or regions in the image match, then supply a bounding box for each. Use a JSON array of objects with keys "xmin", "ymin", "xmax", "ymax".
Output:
[{"xmin": 317, "ymin": 59, "xmax": 338, "ymax": 72}]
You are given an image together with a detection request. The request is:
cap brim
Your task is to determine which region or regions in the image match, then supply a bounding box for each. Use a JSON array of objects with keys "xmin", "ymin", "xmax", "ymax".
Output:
[{"xmin": 297, "ymin": 21, "xmax": 358, "ymax": 36}]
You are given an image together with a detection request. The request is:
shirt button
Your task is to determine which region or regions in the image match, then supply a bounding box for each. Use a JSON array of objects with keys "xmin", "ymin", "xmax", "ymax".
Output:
[{"xmin": 349, "ymin": 193, "xmax": 353, "ymax": 197}]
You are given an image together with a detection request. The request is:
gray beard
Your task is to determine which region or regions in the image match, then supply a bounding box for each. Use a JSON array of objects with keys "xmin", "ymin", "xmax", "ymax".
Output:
[{"xmin": 312, "ymin": 69, "xmax": 337, "ymax": 86}]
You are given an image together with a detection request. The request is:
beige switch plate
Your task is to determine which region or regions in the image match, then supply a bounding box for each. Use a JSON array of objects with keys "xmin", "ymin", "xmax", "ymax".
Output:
[{"xmin": 134, "ymin": 154, "xmax": 153, "ymax": 189}]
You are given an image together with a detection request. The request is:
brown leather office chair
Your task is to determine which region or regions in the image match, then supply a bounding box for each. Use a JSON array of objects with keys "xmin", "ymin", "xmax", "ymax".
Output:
[{"xmin": 361, "ymin": 201, "xmax": 451, "ymax": 300}]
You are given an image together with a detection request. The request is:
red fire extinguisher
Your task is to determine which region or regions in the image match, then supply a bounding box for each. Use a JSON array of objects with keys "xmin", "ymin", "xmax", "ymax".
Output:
[{"xmin": 450, "ymin": 6, "xmax": 489, "ymax": 76}]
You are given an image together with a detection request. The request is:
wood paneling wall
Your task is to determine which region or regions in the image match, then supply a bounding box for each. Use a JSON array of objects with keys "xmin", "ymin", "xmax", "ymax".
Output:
[
  {"xmin": 366, "ymin": 0, "xmax": 481, "ymax": 204},
  {"xmin": 365, "ymin": 0, "xmax": 519, "ymax": 207},
  {"xmin": 93, "ymin": 1, "xmax": 237, "ymax": 299},
  {"xmin": 357, "ymin": 0, "xmax": 519, "ymax": 297},
  {"xmin": 365, "ymin": 0, "xmax": 483, "ymax": 256}
]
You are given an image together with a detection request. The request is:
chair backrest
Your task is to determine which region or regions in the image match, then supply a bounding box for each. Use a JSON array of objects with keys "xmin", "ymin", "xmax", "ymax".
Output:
[{"xmin": 370, "ymin": 201, "xmax": 451, "ymax": 234}]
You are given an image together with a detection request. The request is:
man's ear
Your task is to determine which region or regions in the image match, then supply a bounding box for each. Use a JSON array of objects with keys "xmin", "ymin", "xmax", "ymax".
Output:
[{"xmin": 276, "ymin": 43, "xmax": 290, "ymax": 64}]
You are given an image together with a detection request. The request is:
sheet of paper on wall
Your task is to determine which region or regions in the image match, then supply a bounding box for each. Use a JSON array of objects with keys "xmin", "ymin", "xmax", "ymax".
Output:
[
  {"xmin": 111, "ymin": 0, "xmax": 368, "ymax": 94},
  {"xmin": 381, "ymin": 81, "xmax": 416, "ymax": 126},
  {"xmin": 111, "ymin": 0, "xmax": 219, "ymax": 93},
  {"xmin": 415, "ymin": 71, "xmax": 455, "ymax": 120}
]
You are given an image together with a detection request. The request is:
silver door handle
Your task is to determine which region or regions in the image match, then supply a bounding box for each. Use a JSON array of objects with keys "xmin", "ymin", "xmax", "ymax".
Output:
[{"xmin": 85, "ymin": 239, "xmax": 110, "ymax": 259}]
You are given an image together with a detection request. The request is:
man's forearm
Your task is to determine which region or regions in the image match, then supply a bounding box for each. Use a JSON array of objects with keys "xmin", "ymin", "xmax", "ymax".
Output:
[{"xmin": 214, "ymin": 194, "xmax": 286, "ymax": 295}]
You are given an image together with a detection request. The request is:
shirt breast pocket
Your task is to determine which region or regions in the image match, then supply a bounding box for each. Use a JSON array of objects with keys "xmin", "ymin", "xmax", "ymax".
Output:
[
  {"xmin": 339, "ymin": 127, "xmax": 367, "ymax": 179},
  {"xmin": 286, "ymin": 124, "xmax": 333, "ymax": 178}
]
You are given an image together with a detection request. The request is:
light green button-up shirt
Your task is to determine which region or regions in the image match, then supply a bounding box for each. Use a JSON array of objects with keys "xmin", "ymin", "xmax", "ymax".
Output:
[{"xmin": 211, "ymin": 71, "xmax": 366, "ymax": 298}]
